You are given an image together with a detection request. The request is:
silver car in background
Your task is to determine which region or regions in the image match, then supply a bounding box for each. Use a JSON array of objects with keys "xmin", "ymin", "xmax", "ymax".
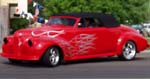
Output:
[
  {"xmin": 142, "ymin": 23, "xmax": 150, "ymax": 37},
  {"xmin": 131, "ymin": 24, "xmax": 148, "ymax": 37}
]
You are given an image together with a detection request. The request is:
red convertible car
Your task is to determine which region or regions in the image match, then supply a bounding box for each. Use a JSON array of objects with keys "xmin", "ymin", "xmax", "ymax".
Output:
[{"xmin": 1, "ymin": 13, "xmax": 148, "ymax": 67}]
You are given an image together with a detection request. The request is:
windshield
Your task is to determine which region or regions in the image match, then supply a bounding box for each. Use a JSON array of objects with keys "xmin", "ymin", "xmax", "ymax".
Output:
[{"xmin": 47, "ymin": 17, "xmax": 76, "ymax": 26}]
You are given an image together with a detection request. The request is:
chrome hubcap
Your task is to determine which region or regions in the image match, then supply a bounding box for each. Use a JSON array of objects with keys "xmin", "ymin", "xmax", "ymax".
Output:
[
  {"xmin": 123, "ymin": 42, "xmax": 136, "ymax": 60},
  {"xmin": 49, "ymin": 48, "xmax": 59, "ymax": 65}
]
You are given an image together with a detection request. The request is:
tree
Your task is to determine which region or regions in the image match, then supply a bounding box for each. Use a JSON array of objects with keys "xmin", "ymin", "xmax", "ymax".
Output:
[{"xmin": 30, "ymin": 0, "xmax": 149, "ymax": 25}]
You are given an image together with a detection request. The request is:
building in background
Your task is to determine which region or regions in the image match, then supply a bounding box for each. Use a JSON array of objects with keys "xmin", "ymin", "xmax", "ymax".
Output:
[{"xmin": 0, "ymin": 0, "xmax": 28, "ymax": 47}]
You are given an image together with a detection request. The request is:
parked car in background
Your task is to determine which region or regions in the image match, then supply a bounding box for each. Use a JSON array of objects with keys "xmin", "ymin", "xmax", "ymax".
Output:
[
  {"xmin": 131, "ymin": 24, "xmax": 148, "ymax": 37},
  {"xmin": 0, "ymin": 13, "xmax": 148, "ymax": 67},
  {"xmin": 142, "ymin": 23, "xmax": 150, "ymax": 37}
]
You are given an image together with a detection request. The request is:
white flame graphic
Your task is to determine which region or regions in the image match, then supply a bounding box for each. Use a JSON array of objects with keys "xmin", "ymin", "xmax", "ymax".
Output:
[{"xmin": 31, "ymin": 30, "xmax": 65, "ymax": 38}]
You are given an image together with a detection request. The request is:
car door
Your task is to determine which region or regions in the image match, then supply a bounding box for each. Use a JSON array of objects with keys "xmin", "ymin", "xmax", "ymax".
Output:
[
  {"xmin": 72, "ymin": 17, "xmax": 120, "ymax": 56},
  {"xmin": 95, "ymin": 27, "xmax": 119, "ymax": 53},
  {"xmin": 74, "ymin": 27, "xmax": 118, "ymax": 55}
]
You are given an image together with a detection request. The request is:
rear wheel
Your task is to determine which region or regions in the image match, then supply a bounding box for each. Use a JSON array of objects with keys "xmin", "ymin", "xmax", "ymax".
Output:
[
  {"xmin": 118, "ymin": 41, "xmax": 136, "ymax": 60},
  {"xmin": 41, "ymin": 47, "xmax": 62, "ymax": 67}
]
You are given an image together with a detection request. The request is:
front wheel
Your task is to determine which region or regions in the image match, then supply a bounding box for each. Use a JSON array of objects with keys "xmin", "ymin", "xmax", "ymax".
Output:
[
  {"xmin": 118, "ymin": 41, "xmax": 136, "ymax": 60},
  {"xmin": 41, "ymin": 47, "xmax": 62, "ymax": 67}
]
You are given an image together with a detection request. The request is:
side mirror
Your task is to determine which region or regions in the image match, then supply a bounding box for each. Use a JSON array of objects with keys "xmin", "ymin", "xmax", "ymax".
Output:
[{"xmin": 37, "ymin": 17, "xmax": 45, "ymax": 23}]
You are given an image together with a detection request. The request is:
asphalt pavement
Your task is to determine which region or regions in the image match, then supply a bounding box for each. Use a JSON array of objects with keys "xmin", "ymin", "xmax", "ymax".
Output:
[{"xmin": 0, "ymin": 50, "xmax": 150, "ymax": 79}]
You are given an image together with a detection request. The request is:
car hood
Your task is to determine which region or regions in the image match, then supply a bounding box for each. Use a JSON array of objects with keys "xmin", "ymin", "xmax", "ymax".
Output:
[{"xmin": 14, "ymin": 25, "xmax": 70, "ymax": 38}]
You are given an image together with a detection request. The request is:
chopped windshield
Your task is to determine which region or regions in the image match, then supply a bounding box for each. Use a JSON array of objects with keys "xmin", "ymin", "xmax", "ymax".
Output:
[{"xmin": 47, "ymin": 18, "xmax": 76, "ymax": 26}]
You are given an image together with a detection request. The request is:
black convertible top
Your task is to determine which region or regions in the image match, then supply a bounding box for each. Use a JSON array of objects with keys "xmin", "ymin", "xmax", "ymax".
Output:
[{"xmin": 52, "ymin": 13, "xmax": 120, "ymax": 27}]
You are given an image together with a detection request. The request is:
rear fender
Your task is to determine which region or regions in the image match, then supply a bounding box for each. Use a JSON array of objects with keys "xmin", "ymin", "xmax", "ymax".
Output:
[{"xmin": 116, "ymin": 33, "xmax": 137, "ymax": 55}]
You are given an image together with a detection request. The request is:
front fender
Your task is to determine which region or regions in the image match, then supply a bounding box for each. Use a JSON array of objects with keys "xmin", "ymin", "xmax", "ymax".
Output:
[{"xmin": 31, "ymin": 37, "xmax": 71, "ymax": 60}]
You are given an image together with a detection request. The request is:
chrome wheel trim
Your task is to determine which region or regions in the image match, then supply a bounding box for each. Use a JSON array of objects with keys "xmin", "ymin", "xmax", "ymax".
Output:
[
  {"xmin": 49, "ymin": 48, "xmax": 60, "ymax": 66},
  {"xmin": 123, "ymin": 42, "xmax": 136, "ymax": 60}
]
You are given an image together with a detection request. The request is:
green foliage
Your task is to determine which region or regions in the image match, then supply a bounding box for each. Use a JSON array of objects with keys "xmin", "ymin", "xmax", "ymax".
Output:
[
  {"xmin": 28, "ymin": 0, "xmax": 44, "ymax": 16},
  {"xmin": 28, "ymin": 0, "xmax": 150, "ymax": 25},
  {"xmin": 10, "ymin": 18, "xmax": 29, "ymax": 33}
]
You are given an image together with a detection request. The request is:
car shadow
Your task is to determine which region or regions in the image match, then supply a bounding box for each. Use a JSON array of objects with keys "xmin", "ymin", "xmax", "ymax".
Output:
[
  {"xmin": 63, "ymin": 57, "xmax": 147, "ymax": 66},
  {"xmin": 2, "ymin": 61, "xmax": 43, "ymax": 68},
  {"xmin": 1, "ymin": 57, "xmax": 148, "ymax": 68}
]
